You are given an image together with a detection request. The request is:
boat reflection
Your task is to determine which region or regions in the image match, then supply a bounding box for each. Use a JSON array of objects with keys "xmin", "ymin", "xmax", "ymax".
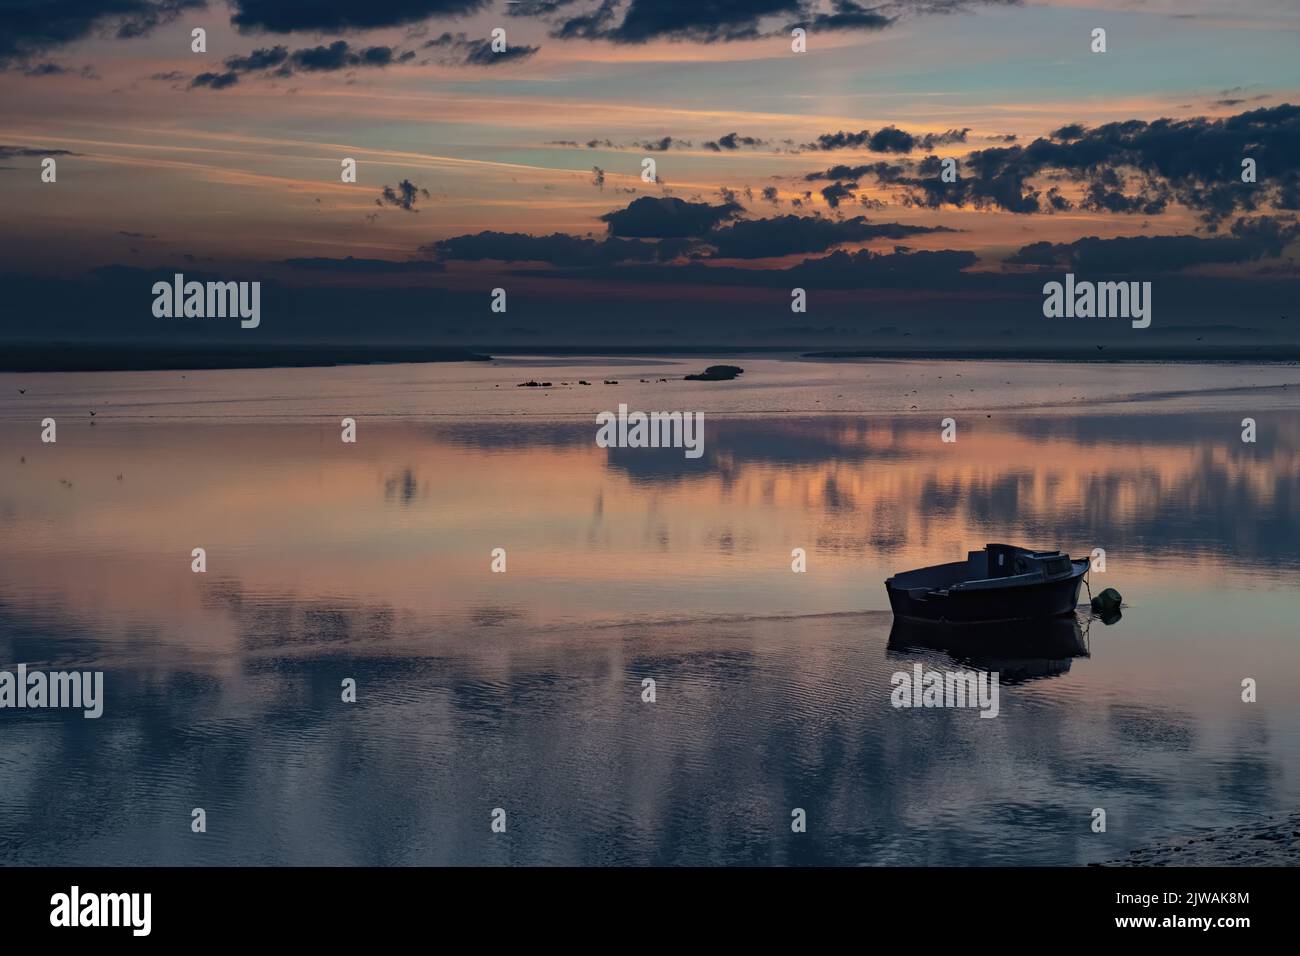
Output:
[{"xmin": 886, "ymin": 613, "xmax": 1093, "ymax": 684}]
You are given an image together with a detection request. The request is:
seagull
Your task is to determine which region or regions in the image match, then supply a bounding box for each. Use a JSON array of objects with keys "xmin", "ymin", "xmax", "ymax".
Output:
[{"xmin": 17, "ymin": 388, "xmax": 25, "ymax": 394}]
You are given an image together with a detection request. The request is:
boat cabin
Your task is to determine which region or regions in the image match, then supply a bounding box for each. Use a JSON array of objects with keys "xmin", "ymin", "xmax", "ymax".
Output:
[{"xmin": 891, "ymin": 544, "xmax": 1076, "ymax": 595}]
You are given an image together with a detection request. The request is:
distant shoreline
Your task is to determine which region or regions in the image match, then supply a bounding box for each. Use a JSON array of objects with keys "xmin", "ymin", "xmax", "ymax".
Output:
[
  {"xmin": 3, "ymin": 342, "xmax": 1299, "ymax": 373},
  {"xmin": 0, "ymin": 344, "xmax": 493, "ymax": 373},
  {"xmin": 802, "ymin": 347, "xmax": 1300, "ymax": 363}
]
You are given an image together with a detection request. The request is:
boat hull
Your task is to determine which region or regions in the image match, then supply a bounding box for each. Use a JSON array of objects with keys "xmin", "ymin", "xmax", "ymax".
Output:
[{"xmin": 886, "ymin": 562, "xmax": 1086, "ymax": 624}]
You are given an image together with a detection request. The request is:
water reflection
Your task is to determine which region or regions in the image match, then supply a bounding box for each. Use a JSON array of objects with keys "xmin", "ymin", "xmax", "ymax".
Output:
[
  {"xmin": 1, "ymin": 365, "xmax": 1299, "ymax": 865},
  {"xmin": 427, "ymin": 411, "xmax": 1300, "ymax": 570},
  {"xmin": 887, "ymin": 614, "xmax": 1092, "ymax": 684},
  {"xmin": 0, "ymin": 408, "xmax": 1296, "ymax": 663}
]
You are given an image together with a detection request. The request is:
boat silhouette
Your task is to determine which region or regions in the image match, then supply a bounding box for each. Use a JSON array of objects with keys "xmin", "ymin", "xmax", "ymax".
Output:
[{"xmin": 885, "ymin": 543, "xmax": 1088, "ymax": 624}]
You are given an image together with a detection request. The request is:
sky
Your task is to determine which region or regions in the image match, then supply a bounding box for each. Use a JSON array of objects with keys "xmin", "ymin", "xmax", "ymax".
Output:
[{"xmin": 1, "ymin": 0, "xmax": 1298, "ymax": 350}]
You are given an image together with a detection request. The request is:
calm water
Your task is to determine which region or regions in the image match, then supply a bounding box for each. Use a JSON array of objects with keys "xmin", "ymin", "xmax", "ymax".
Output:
[{"xmin": 1, "ymin": 356, "xmax": 1299, "ymax": 865}]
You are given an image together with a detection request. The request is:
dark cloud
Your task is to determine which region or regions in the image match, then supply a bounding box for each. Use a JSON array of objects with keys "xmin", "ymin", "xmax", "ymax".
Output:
[
  {"xmin": 1078, "ymin": 169, "xmax": 1170, "ymax": 215},
  {"xmin": 22, "ymin": 61, "xmax": 67, "ymax": 76},
  {"xmin": 292, "ymin": 41, "xmax": 401, "ymax": 71},
  {"xmin": 900, "ymin": 151, "xmax": 1044, "ymax": 214},
  {"xmin": 600, "ymin": 195, "xmax": 743, "ymax": 238},
  {"xmin": 516, "ymin": 245, "xmax": 980, "ymax": 290},
  {"xmin": 190, "ymin": 70, "xmax": 239, "ymax": 90},
  {"xmin": 552, "ymin": 0, "xmax": 799, "ymax": 43},
  {"xmin": 173, "ymin": 34, "xmax": 528, "ymax": 89},
  {"xmin": 1212, "ymin": 94, "xmax": 1268, "ymax": 108},
  {"xmin": 868, "ymin": 126, "xmax": 917, "ymax": 154},
  {"xmin": 805, "ymin": 161, "xmax": 906, "ymax": 183},
  {"xmin": 790, "ymin": 246, "xmax": 979, "ymax": 287},
  {"xmin": 635, "ymin": 136, "xmax": 678, "ymax": 151},
  {"xmin": 0, "ymin": 0, "xmax": 205, "ymax": 68},
  {"xmin": 225, "ymin": 46, "xmax": 289, "ymax": 72},
  {"xmin": 1004, "ymin": 217, "xmax": 1300, "ymax": 273},
  {"xmin": 278, "ymin": 256, "xmax": 444, "ymax": 274},
  {"xmin": 806, "ymin": 129, "xmax": 872, "ymax": 151},
  {"xmin": 805, "ymin": 125, "xmax": 971, "ymax": 153},
  {"xmin": 1045, "ymin": 186, "xmax": 1072, "ymax": 212},
  {"xmin": 922, "ymin": 127, "xmax": 971, "ymax": 149},
  {"xmin": 795, "ymin": 0, "xmax": 892, "ymax": 32},
  {"xmin": 423, "ymin": 32, "xmax": 539, "ymax": 65},
  {"xmin": 826, "ymin": 140, "xmax": 1185, "ymax": 218},
  {"xmin": 184, "ymin": 41, "xmax": 417, "ymax": 88},
  {"xmin": 703, "ymin": 132, "xmax": 767, "ymax": 151},
  {"xmin": 950, "ymin": 105, "xmax": 1300, "ymax": 221},
  {"xmin": 377, "ymin": 180, "xmax": 432, "ymax": 212},
  {"xmin": 421, "ymin": 231, "xmax": 672, "ymax": 266},
  {"xmin": 547, "ymin": 0, "xmax": 993, "ymax": 44},
  {"xmin": 820, "ymin": 182, "xmax": 857, "ymax": 208},
  {"xmin": 228, "ymin": 0, "xmax": 487, "ymax": 34},
  {"xmin": 506, "ymin": 0, "xmax": 585, "ymax": 13},
  {"xmin": 558, "ymin": 135, "xmax": 702, "ymax": 151},
  {"xmin": 423, "ymin": 213, "xmax": 952, "ymax": 266},
  {"xmin": 0, "ymin": 145, "xmax": 77, "ymax": 158},
  {"xmin": 2, "ymin": 0, "xmax": 1012, "ymax": 69},
  {"xmin": 550, "ymin": 0, "xmax": 621, "ymax": 40},
  {"xmin": 705, "ymin": 214, "xmax": 951, "ymax": 259}
]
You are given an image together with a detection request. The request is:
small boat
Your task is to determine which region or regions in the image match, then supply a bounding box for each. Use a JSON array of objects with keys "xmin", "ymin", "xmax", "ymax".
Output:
[{"xmin": 885, "ymin": 543, "xmax": 1088, "ymax": 624}]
